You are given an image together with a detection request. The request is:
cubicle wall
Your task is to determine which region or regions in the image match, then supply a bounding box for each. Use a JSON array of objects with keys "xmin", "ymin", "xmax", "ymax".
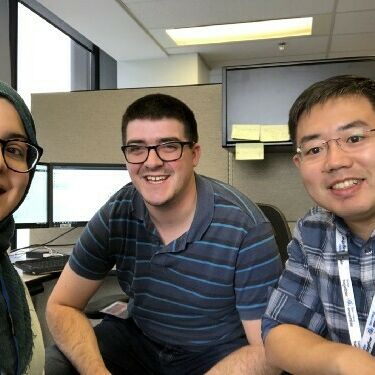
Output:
[
  {"xmin": 32, "ymin": 84, "xmax": 313, "ymax": 227},
  {"xmin": 32, "ymin": 84, "xmax": 227, "ymax": 182}
]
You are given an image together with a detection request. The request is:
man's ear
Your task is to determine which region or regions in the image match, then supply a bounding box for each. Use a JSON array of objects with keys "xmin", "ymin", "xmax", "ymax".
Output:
[
  {"xmin": 192, "ymin": 143, "xmax": 201, "ymax": 167},
  {"xmin": 293, "ymin": 153, "xmax": 301, "ymax": 170}
]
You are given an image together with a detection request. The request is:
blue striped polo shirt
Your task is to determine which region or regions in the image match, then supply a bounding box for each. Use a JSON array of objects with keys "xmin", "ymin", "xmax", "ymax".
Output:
[{"xmin": 69, "ymin": 174, "xmax": 282, "ymax": 351}]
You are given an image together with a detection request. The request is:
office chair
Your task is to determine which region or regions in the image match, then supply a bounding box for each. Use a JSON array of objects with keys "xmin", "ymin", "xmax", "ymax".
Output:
[{"xmin": 257, "ymin": 203, "xmax": 292, "ymax": 266}]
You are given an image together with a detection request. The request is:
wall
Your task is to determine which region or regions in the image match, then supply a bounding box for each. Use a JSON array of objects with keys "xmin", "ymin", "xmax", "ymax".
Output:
[
  {"xmin": 231, "ymin": 152, "xmax": 313, "ymax": 222},
  {"xmin": 99, "ymin": 49, "xmax": 117, "ymax": 89},
  {"xmin": 117, "ymin": 53, "xmax": 210, "ymax": 88}
]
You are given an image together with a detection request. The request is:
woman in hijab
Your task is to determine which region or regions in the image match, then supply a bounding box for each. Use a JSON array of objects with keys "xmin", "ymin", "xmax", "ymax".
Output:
[{"xmin": 0, "ymin": 81, "xmax": 45, "ymax": 374}]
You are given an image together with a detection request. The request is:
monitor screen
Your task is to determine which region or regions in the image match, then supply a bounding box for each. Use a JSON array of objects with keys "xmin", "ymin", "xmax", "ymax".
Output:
[
  {"xmin": 51, "ymin": 163, "xmax": 131, "ymax": 227},
  {"xmin": 13, "ymin": 163, "xmax": 49, "ymax": 228},
  {"xmin": 223, "ymin": 57, "xmax": 375, "ymax": 148}
]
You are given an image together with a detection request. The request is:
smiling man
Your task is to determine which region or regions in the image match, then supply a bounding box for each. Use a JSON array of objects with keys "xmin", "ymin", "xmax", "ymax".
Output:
[
  {"xmin": 262, "ymin": 75, "xmax": 375, "ymax": 374},
  {"xmin": 46, "ymin": 93, "xmax": 281, "ymax": 375}
]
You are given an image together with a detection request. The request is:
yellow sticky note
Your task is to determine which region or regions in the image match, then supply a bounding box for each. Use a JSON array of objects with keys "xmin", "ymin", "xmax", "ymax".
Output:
[
  {"xmin": 260, "ymin": 125, "xmax": 290, "ymax": 142},
  {"xmin": 231, "ymin": 124, "xmax": 260, "ymax": 140},
  {"xmin": 235, "ymin": 143, "xmax": 264, "ymax": 160}
]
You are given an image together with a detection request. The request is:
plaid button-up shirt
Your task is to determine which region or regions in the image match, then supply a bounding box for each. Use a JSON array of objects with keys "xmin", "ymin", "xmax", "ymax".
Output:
[{"xmin": 262, "ymin": 206, "xmax": 375, "ymax": 354}]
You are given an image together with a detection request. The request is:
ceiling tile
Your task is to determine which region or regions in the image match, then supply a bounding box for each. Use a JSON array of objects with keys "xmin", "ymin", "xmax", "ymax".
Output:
[
  {"xmin": 330, "ymin": 33, "xmax": 375, "ymax": 52},
  {"xmin": 125, "ymin": 0, "xmax": 335, "ymax": 29},
  {"xmin": 337, "ymin": 0, "xmax": 375, "ymax": 12},
  {"xmin": 37, "ymin": 0, "xmax": 166, "ymax": 60},
  {"xmin": 333, "ymin": 10, "xmax": 375, "ymax": 34},
  {"xmin": 165, "ymin": 36, "xmax": 330, "ymax": 68}
]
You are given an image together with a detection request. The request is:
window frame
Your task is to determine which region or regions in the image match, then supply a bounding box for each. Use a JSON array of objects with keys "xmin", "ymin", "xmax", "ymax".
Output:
[{"xmin": 10, "ymin": 0, "xmax": 99, "ymax": 90}]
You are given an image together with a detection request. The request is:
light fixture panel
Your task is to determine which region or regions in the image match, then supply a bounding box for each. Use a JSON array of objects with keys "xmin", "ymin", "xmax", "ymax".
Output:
[{"xmin": 166, "ymin": 17, "xmax": 313, "ymax": 46}]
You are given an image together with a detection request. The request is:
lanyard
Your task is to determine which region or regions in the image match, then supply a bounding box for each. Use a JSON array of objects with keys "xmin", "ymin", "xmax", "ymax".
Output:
[{"xmin": 336, "ymin": 229, "xmax": 375, "ymax": 353}]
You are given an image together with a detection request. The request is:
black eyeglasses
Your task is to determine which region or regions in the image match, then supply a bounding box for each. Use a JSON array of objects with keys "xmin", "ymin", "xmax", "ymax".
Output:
[
  {"xmin": 121, "ymin": 141, "xmax": 195, "ymax": 164},
  {"xmin": 0, "ymin": 138, "xmax": 43, "ymax": 173}
]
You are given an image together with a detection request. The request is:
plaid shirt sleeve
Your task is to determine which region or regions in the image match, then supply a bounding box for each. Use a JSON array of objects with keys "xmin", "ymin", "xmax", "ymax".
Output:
[{"xmin": 261, "ymin": 222, "xmax": 328, "ymax": 340}]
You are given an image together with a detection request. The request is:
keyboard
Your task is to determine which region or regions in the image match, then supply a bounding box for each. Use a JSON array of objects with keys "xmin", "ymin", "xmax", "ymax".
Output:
[{"xmin": 14, "ymin": 255, "xmax": 70, "ymax": 275}]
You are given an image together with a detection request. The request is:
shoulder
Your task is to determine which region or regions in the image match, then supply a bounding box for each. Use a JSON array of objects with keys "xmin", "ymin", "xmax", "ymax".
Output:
[
  {"xmin": 293, "ymin": 206, "xmax": 336, "ymax": 251},
  {"xmin": 198, "ymin": 175, "xmax": 267, "ymax": 226},
  {"xmin": 108, "ymin": 182, "xmax": 136, "ymax": 204},
  {"xmin": 85, "ymin": 183, "xmax": 138, "ymax": 233},
  {"xmin": 297, "ymin": 206, "xmax": 334, "ymax": 232},
  {"xmin": 102, "ymin": 182, "xmax": 137, "ymax": 213}
]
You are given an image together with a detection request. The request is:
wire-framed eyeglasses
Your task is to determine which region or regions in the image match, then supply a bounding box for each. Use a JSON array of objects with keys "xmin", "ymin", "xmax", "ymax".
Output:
[
  {"xmin": 121, "ymin": 141, "xmax": 195, "ymax": 164},
  {"xmin": 296, "ymin": 128, "xmax": 375, "ymax": 163},
  {"xmin": 0, "ymin": 138, "xmax": 43, "ymax": 173}
]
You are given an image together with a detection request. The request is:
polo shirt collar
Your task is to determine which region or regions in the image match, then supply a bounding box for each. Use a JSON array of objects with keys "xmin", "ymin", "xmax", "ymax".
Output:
[
  {"xmin": 187, "ymin": 174, "xmax": 214, "ymax": 243},
  {"xmin": 130, "ymin": 174, "xmax": 214, "ymax": 250}
]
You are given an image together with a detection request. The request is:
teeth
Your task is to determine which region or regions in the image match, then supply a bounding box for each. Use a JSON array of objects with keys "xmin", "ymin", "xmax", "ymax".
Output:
[
  {"xmin": 146, "ymin": 176, "xmax": 166, "ymax": 182},
  {"xmin": 332, "ymin": 179, "xmax": 360, "ymax": 190}
]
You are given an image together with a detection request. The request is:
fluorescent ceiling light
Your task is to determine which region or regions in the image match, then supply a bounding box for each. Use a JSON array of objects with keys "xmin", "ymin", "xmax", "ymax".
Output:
[{"xmin": 166, "ymin": 17, "xmax": 313, "ymax": 46}]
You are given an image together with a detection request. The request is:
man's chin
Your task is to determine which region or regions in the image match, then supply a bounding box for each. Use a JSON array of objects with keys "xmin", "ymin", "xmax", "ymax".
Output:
[{"xmin": 144, "ymin": 196, "xmax": 170, "ymax": 208}]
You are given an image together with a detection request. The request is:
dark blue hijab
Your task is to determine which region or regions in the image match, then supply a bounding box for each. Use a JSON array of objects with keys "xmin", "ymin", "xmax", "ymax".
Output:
[{"xmin": 0, "ymin": 81, "xmax": 42, "ymax": 374}]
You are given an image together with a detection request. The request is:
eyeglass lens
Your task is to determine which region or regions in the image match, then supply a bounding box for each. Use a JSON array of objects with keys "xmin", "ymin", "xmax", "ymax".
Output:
[
  {"xmin": 2, "ymin": 140, "xmax": 39, "ymax": 172},
  {"xmin": 298, "ymin": 128, "xmax": 375, "ymax": 161},
  {"xmin": 124, "ymin": 142, "xmax": 185, "ymax": 163}
]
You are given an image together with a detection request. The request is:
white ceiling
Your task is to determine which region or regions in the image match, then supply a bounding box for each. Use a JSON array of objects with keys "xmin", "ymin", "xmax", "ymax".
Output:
[{"xmin": 36, "ymin": 0, "xmax": 375, "ymax": 69}]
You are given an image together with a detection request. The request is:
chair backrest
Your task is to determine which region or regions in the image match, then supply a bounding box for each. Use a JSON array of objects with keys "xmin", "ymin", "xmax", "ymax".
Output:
[{"xmin": 257, "ymin": 203, "xmax": 292, "ymax": 266}]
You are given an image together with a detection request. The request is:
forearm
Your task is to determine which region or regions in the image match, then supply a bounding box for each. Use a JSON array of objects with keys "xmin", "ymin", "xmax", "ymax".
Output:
[
  {"xmin": 265, "ymin": 324, "xmax": 375, "ymax": 375},
  {"xmin": 46, "ymin": 303, "xmax": 109, "ymax": 375},
  {"xmin": 206, "ymin": 344, "xmax": 280, "ymax": 375}
]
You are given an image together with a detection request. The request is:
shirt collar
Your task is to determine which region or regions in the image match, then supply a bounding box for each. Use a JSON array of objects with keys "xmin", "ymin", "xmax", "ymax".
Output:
[{"xmin": 130, "ymin": 174, "xmax": 214, "ymax": 248}]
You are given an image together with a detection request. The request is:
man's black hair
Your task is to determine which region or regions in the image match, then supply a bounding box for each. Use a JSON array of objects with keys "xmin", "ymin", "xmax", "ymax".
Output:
[
  {"xmin": 122, "ymin": 93, "xmax": 198, "ymax": 143},
  {"xmin": 289, "ymin": 75, "xmax": 375, "ymax": 145}
]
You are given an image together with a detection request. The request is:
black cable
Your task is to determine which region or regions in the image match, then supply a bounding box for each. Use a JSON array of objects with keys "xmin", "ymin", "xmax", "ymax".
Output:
[
  {"xmin": 43, "ymin": 227, "xmax": 77, "ymax": 245},
  {"xmin": 11, "ymin": 227, "xmax": 79, "ymax": 253}
]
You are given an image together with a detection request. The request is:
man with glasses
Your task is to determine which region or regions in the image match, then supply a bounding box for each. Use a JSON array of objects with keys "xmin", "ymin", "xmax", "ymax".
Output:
[
  {"xmin": 46, "ymin": 93, "xmax": 281, "ymax": 375},
  {"xmin": 262, "ymin": 75, "xmax": 375, "ymax": 374}
]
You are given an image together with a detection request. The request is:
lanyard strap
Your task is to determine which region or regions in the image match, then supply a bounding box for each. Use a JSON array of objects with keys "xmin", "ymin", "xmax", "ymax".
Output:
[{"xmin": 336, "ymin": 229, "xmax": 375, "ymax": 352}]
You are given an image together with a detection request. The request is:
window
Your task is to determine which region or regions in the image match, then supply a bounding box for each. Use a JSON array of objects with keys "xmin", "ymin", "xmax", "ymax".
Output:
[
  {"xmin": 13, "ymin": 0, "xmax": 98, "ymax": 248},
  {"xmin": 17, "ymin": 1, "xmax": 96, "ymax": 107},
  {"xmin": 17, "ymin": 4, "xmax": 71, "ymax": 107}
]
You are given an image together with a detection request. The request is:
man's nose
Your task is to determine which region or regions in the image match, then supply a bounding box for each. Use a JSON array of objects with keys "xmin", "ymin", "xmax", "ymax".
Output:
[
  {"xmin": 144, "ymin": 148, "xmax": 163, "ymax": 166},
  {"xmin": 322, "ymin": 139, "xmax": 352, "ymax": 172}
]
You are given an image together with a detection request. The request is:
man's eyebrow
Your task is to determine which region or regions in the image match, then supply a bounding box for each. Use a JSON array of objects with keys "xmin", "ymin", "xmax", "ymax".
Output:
[
  {"xmin": 298, "ymin": 120, "xmax": 371, "ymax": 145},
  {"xmin": 338, "ymin": 120, "xmax": 370, "ymax": 131},
  {"xmin": 159, "ymin": 137, "xmax": 181, "ymax": 143},
  {"xmin": 298, "ymin": 133, "xmax": 321, "ymax": 145},
  {"xmin": 126, "ymin": 137, "xmax": 181, "ymax": 145}
]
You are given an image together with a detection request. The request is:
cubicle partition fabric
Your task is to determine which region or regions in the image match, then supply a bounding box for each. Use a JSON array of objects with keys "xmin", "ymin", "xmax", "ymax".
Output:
[
  {"xmin": 31, "ymin": 84, "xmax": 312, "ymax": 224},
  {"xmin": 31, "ymin": 84, "xmax": 228, "ymax": 183}
]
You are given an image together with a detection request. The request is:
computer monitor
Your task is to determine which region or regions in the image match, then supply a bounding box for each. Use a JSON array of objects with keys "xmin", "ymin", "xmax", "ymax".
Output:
[
  {"xmin": 223, "ymin": 56, "xmax": 375, "ymax": 149},
  {"xmin": 13, "ymin": 163, "xmax": 49, "ymax": 228},
  {"xmin": 50, "ymin": 163, "xmax": 131, "ymax": 227}
]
